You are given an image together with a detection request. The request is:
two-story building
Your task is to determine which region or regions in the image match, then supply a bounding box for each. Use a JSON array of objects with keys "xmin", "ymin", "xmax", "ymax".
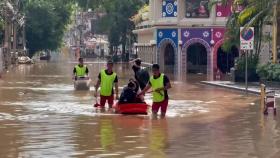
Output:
[{"xmin": 133, "ymin": 0, "xmax": 240, "ymax": 80}]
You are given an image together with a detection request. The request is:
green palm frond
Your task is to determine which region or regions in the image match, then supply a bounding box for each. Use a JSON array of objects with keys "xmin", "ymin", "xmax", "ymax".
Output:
[
  {"xmin": 238, "ymin": 6, "xmax": 258, "ymax": 26},
  {"xmin": 244, "ymin": 8, "xmax": 270, "ymax": 27},
  {"xmin": 219, "ymin": 0, "xmax": 279, "ymax": 55}
]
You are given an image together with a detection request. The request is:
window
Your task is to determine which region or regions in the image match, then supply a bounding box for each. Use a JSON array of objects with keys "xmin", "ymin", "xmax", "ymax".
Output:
[{"xmin": 185, "ymin": 0, "xmax": 209, "ymax": 18}]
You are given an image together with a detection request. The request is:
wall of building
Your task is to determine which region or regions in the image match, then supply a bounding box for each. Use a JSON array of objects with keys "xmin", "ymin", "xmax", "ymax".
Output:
[
  {"xmin": 149, "ymin": 0, "xmax": 230, "ymax": 27},
  {"xmin": 135, "ymin": 0, "xmax": 234, "ymax": 80},
  {"xmin": 137, "ymin": 32, "xmax": 154, "ymax": 43}
]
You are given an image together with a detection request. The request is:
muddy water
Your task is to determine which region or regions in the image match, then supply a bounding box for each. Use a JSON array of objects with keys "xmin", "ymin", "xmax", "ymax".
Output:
[{"xmin": 0, "ymin": 58, "xmax": 279, "ymax": 158}]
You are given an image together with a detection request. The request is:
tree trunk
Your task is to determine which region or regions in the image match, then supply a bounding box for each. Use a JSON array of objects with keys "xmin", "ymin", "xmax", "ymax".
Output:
[
  {"xmin": 109, "ymin": 45, "xmax": 113, "ymax": 55},
  {"xmin": 257, "ymin": 21, "xmax": 263, "ymax": 56},
  {"xmin": 121, "ymin": 33, "xmax": 127, "ymax": 61}
]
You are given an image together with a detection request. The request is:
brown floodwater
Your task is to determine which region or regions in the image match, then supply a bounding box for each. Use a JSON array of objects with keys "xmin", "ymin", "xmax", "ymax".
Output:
[{"xmin": 0, "ymin": 56, "xmax": 279, "ymax": 158}]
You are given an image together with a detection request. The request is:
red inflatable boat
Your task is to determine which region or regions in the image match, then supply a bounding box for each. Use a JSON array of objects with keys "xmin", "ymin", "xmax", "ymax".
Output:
[{"xmin": 114, "ymin": 102, "xmax": 150, "ymax": 115}]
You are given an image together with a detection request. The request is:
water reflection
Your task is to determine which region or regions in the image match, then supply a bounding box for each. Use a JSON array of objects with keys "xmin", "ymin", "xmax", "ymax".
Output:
[
  {"xmin": 149, "ymin": 119, "xmax": 168, "ymax": 158},
  {"xmin": 100, "ymin": 119, "xmax": 116, "ymax": 150}
]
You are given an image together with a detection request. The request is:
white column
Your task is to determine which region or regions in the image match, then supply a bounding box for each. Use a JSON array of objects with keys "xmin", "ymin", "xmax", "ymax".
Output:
[
  {"xmin": 211, "ymin": 1, "xmax": 216, "ymax": 25},
  {"xmin": 177, "ymin": 0, "xmax": 185, "ymax": 21},
  {"xmin": 155, "ymin": 0, "xmax": 161, "ymax": 20},
  {"xmin": 208, "ymin": 48, "xmax": 214, "ymax": 81},
  {"xmin": 177, "ymin": 29, "xmax": 182, "ymax": 79}
]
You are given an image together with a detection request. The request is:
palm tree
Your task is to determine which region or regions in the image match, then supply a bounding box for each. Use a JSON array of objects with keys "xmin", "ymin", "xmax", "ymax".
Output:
[{"xmin": 211, "ymin": 0, "xmax": 279, "ymax": 63}]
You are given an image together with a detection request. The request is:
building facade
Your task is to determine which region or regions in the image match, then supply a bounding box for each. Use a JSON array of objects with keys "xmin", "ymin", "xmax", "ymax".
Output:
[{"xmin": 133, "ymin": 0, "xmax": 238, "ymax": 80}]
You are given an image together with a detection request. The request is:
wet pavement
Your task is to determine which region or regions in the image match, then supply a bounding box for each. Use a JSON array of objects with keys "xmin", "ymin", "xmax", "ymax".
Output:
[
  {"xmin": 202, "ymin": 81, "xmax": 280, "ymax": 98},
  {"xmin": 0, "ymin": 57, "xmax": 279, "ymax": 158}
]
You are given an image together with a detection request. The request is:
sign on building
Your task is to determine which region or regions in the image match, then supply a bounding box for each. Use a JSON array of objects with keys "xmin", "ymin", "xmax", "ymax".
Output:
[{"xmin": 240, "ymin": 27, "xmax": 254, "ymax": 50}]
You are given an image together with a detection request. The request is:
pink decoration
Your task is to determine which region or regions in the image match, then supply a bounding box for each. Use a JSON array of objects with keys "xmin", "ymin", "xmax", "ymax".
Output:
[
  {"xmin": 213, "ymin": 28, "xmax": 225, "ymax": 43},
  {"xmin": 216, "ymin": 0, "xmax": 232, "ymax": 17}
]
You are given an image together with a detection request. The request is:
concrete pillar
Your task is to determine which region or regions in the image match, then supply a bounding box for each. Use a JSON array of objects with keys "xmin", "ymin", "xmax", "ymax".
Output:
[
  {"xmin": 155, "ymin": 0, "xmax": 161, "ymax": 20},
  {"xmin": 211, "ymin": 1, "xmax": 216, "ymax": 25},
  {"xmin": 177, "ymin": 29, "xmax": 182, "ymax": 80},
  {"xmin": 177, "ymin": 0, "xmax": 185, "ymax": 21},
  {"xmin": 208, "ymin": 47, "xmax": 214, "ymax": 81}
]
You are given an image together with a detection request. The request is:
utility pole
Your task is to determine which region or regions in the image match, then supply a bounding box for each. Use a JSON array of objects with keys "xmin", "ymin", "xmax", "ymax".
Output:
[{"xmin": 272, "ymin": 2, "xmax": 278, "ymax": 63}]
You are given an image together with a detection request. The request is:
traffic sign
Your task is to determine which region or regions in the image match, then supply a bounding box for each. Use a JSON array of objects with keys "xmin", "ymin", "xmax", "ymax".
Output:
[{"xmin": 240, "ymin": 27, "xmax": 254, "ymax": 50}]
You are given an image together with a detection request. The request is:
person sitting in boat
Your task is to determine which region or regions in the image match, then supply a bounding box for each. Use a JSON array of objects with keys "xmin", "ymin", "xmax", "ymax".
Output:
[
  {"xmin": 73, "ymin": 57, "xmax": 89, "ymax": 80},
  {"xmin": 119, "ymin": 81, "xmax": 137, "ymax": 104},
  {"xmin": 129, "ymin": 78, "xmax": 145, "ymax": 103}
]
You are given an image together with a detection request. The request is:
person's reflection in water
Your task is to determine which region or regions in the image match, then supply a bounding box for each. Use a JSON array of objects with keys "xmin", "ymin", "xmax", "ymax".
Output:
[
  {"xmin": 100, "ymin": 119, "xmax": 116, "ymax": 150},
  {"xmin": 148, "ymin": 118, "xmax": 168, "ymax": 158}
]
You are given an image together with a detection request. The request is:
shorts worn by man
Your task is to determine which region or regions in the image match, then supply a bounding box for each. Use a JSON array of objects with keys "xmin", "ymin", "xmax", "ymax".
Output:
[{"xmin": 95, "ymin": 61, "xmax": 119, "ymax": 108}]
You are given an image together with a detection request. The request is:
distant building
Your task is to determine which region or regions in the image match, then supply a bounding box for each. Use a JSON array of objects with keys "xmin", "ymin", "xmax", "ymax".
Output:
[
  {"xmin": 69, "ymin": 10, "xmax": 109, "ymax": 58},
  {"xmin": 133, "ymin": 0, "xmax": 241, "ymax": 80}
]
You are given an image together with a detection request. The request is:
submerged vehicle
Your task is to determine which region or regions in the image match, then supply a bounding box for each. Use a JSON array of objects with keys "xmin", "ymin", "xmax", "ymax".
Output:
[
  {"xmin": 113, "ymin": 102, "xmax": 149, "ymax": 115},
  {"xmin": 17, "ymin": 56, "xmax": 34, "ymax": 64},
  {"xmin": 39, "ymin": 51, "xmax": 51, "ymax": 60},
  {"xmin": 73, "ymin": 77, "xmax": 91, "ymax": 90},
  {"xmin": 40, "ymin": 55, "xmax": 51, "ymax": 60}
]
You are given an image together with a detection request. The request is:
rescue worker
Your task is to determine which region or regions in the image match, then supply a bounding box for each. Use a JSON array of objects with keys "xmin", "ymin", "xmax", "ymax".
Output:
[
  {"xmin": 73, "ymin": 57, "xmax": 89, "ymax": 80},
  {"xmin": 138, "ymin": 64, "xmax": 171, "ymax": 118},
  {"xmin": 94, "ymin": 60, "xmax": 119, "ymax": 109}
]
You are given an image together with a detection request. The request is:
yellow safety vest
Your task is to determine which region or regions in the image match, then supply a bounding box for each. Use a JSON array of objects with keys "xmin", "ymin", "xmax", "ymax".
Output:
[
  {"xmin": 149, "ymin": 73, "xmax": 165, "ymax": 102},
  {"xmin": 100, "ymin": 69, "xmax": 117, "ymax": 96},
  {"xmin": 75, "ymin": 65, "xmax": 87, "ymax": 77}
]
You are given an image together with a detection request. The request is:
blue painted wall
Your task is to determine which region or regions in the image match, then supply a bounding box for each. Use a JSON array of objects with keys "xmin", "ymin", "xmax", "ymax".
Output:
[{"xmin": 157, "ymin": 29, "xmax": 178, "ymax": 47}]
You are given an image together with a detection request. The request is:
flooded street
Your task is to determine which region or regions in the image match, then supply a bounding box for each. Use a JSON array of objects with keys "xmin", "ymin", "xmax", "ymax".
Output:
[{"xmin": 0, "ymin": 57, "xmax": 279, "ymax": 158}]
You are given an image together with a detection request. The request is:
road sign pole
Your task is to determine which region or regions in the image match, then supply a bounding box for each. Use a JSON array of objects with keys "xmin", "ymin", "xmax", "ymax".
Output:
[
  {"xmin": 245, "ymin": 50, "xmax": 248, "ymax": 94},
  {"xmin": 240, "ymin": 27, "xmax": 254, "ymax": 95}
]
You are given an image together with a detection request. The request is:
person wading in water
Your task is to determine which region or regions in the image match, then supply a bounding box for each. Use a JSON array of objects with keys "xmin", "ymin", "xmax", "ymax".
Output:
[
  {"xmin": 73, "ymin": 57, "xmax": 89, "ymax": 80},
  {"xmin": 94, "ymin": 60, "xmax": 119, "ymax": 109},
  {"xmin": 138, "ymin": 64, "xmax": 171, "ymax": 118}
]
